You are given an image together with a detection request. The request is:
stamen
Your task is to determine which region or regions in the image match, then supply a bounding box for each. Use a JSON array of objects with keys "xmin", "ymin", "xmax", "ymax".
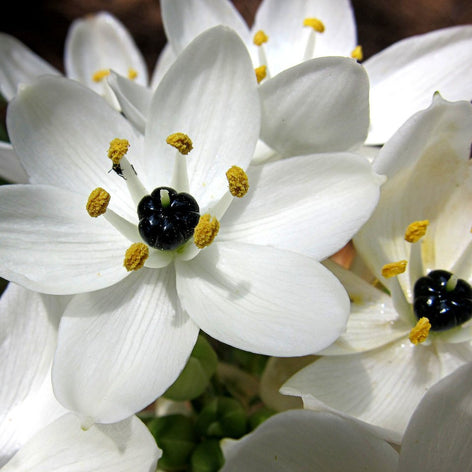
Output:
[
  {"xmin": 123, "ymin": 242, "xmax": 149, "ymax": 271},
  {"xmin": 350, "ymin": 45, "xmax": 363, "ymax": 61},
  {"xmin": 128, "ymin": 68, "xmax": 138, "ymax": 80},
  {"xmin": 253, "ymin": 30, "xmax": 269, "ymax": 46},
  {"xmin": 108, "ymin": 138, "xmax": 130, "ymax": 164},
  {"xmin": 405, "ymin": 220, "xmax": 429, "ymax": 243},
  {"xmin": 303, "ymin": 17, "xmax": 325, "ymax": 33},
  {"xmin": 86, "ymin": 187, "xmax": 110, "ymax": 217},
  {"xmin": 409, "ymin": 317, "xmax": 431, "ymax": 345},
  {"xmin": 226, "ymin": 166, "xmax": 249, "ymax": 198},
  {"xmin": 92, "ymin": 69, "xmax": 110, "ymax": 82},
  {"xmin": 166, "ymin": 133, "xmax": 193, "ymax": 155},
  {"xmin": 194, "ymin": 214, "xmax": 220, "ymax": 249},
  {"xmin": 255, "ymin": 65, "xmax": 267, "ymax": 83},
  {"xmin": 381, "ymin": 260, "xmax": 407, "ymax": 278}
]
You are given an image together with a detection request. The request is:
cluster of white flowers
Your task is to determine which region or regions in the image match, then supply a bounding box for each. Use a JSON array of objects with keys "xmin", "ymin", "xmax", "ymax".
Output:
[{"xmin": 0, "ymin": 0, "xmax": 471, "ymax": 470}]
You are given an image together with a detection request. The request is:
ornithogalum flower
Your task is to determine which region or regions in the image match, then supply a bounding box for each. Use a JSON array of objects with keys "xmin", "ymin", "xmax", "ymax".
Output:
[
  {"xmin": 156, "ymin": 0, "xmax": 472, "ymax": 148},
  {"xmin": 281, "ymin": 94, "xmax": 472, "ymax": 443},
  {"xmin": 0, "ymin": 283, "xmax": 160, "ymax": 471},
  {"xmin": 0, "ymin": 27, "xmax": 383, "ymax": 424},
  {"xmin": 221, "ymin": 362, "xmax": 472, "ymax": 472}
]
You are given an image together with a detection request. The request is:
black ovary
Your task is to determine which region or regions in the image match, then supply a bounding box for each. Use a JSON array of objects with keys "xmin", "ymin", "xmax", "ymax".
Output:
[
  {"xmin": 413, "ymin": 270, "xmax": 472, "ymax": 331},
  {"xmin": 138, "ymin": 187, "xmax": 200, "ymax": 250}
]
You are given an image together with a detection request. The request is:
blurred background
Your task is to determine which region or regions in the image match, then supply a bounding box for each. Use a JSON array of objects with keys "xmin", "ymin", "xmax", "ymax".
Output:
[{"xmin": 2, "ymin": 0, "xmax": 472, "ymax": 74}]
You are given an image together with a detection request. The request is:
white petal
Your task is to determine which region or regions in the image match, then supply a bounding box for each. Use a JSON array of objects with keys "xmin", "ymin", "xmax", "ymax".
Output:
[
  {"xmin": 399, "ymin": 362, "xmax": 472, "ymax": 472},
  {"xmin": 221, "ymin": 410, "xmax": 397, "ymax": 472},
  {"xmin": 220, "ymin": 153, "xmax": 383, "ymax": 260},
  {"xmin": 65, "ymin": 11, "xmax": 148, "ymax": 92},
  {"xmin": 149, "ymin": 42, "xmax": 176, "ymax": 90},
  {"xmin": 282, "ymin": 340, "xmax": 472, "ymax": 440},
  {"xmin": 0, "ymin": 141, "xmax": 28, "ymax": 183},
  {"xmin": 319, "ymin": 260, "xmax": 410, "ymax": 355},
  {"xmin": 161, "ymin": 0, "xmax": 251, "ymax": 55},
  {"xmin": 144, "ymin": 26, "xmax": 260, "ymax": 210},
  {"xmin": 1, "ymin": 414, "xmax": 160, "ymax": 472},
  {"xmin": 259, "ymin": 57, "xmax": 369, "ymax": 156},
  {"xmin": 176, "ymin": 242, "xmax": 350, "ymax": 356},
  {"xmin": 0, "ymin": 185, "xmax": 130, "ymax": 294},
  {"xmin": 52, "ymin": 268, "xmax": 199, "ymax": 424},
  {"xmin": 107, "ymin": 71, "xmax": 153, "ymax": 134},
  {"xmin": 7, "ymin": 75, "xmax": 143, "ymax": 221},
  {"xmin": 365, "ymin": 26, "xmax": 472, "ymax": 144},
  {"xmin": 354, "ymin": 96, "xmax": 472, "ymax": 300},
  {"xmin": 0, "ymin": 33, "xmax": 60, "ymax": 101},
  {"xmin": 253, "ymin": 0, "xmax": 357, "ymax": 75},
  {"xmin": 0, "ymin": 284, "xmax": 68, "ymax": 467}
]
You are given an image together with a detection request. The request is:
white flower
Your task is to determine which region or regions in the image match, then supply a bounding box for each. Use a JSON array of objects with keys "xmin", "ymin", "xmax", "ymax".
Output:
[
  {"xmin": 281, "ymin": 94, "xmax": 472, "ymax": 442},
  {"xmin": 0, "ymin": 11, "xmax": 147, "ymax": 183},
  {"xmin": 221, "ymin": 362, "xmax": 472, "ymax": 472},
  {"xmin": 0, "ymin": 283, "xmax": 160, "ymax": 471},
  {"xmin": 0, "ymin": 26, "xmax": 383, "ymax": 424},
  {"xmin": 156, "ymin": 0, "xmax": 472, "ymax": 147}
]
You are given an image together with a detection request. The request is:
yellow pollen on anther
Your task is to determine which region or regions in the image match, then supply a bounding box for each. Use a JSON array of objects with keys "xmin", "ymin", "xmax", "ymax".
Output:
[
  {"xmin": 92, "ymin": 69, "xmax": 110, "ymax": 82},
  {"xmin": 86, "ymin": 187, "xmax": 110, "ymax": 217},
  {"xmin": 405, "ymin": 220, "xmax": 430, "ymax": 243},
  {"xmin": 409, "ymin": 317, "xmax": 431, "ymax": 345},
  {"xmin": 128, "ymin": 68, "xmax": 138, "ymax": 80},
  {"xmin": 253, "ymin": 30, "xmax": 269, "ymax": 46},
  {"xmin": 381, "ymin": 260, "xmax": 407, "ymax": 278},
  {"xmin": 107, "ymin": 138, "xmax": 130, "ymax": 164},
  {"xmin": 166, "ymin": 133, "xmax": 193, "ymax": 155},
  {"xmin": 194, "ymin": 214, "xmax": 220, "ymax": 249},
  {"xmin": 351, "ymin": 45, "xmax": 363, "ymax": 61},
  {"xmin": 303, "ymin": 17, "xmax": 325, "ymax": 33},
  {"xmin": 254, "ymin": 65, "xmax": 267, "ymax": 83},
  {"xmin": 123, "ymin": 243, "xmax": 149, "ymax": 271},
  {"xmin": 226, "ymin": 165, "xmax": 249, "ymax": 198}
]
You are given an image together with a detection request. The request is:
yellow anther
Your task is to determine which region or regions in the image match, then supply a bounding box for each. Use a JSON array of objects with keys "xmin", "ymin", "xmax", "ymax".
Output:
[
  {"xmin": 128, "ymin": 68, "xmax": 138, "ymax": 80},
  {"xmin": 123, "ymin": 243, "xmax": 149, "ymax": 272},
  {"xmin": 409, "ymin": 317, "xmax": 431, "ymax": 345},
  {"xmin": 86, "ymin": 187, "xmax": 110, "ymax": 217},
  {"xmin": 194, "ymin": 214, "xmax": 220, "ymax": 249},
  {"xmin": 253, "ymin": 30, "xmax": 269, "ymax": 46},
  {"xmin": 92, "ymin": 69, "xmax": 110, "ymax": 82},
  {"xmin": 381, "ymin": 260, "xmax": 407, "ymax": 278},
  {"xmin": 226, "ymin": 165, "xmax": 249, "ymax": 198},
  {"xmin": 405, "ymin": 220, "xmax": 430, "ymax": 243},
  {"xmin": 303, "ymin": 17, "xmax": 325, "ymax": 33},
  {"xmin": 166, "ymin": 133, "xmax": 193, "ymax": 155},
  {"xmin": 255, "ymin": 65, "xmax": 267, "ymax": 84},
  {"xmin": 107, "ymin": 138, "xmax": 130, "ymax": 165},
  {"xmin": 351, "ymin": 45, "xmax": 363, "ymax": 61}
]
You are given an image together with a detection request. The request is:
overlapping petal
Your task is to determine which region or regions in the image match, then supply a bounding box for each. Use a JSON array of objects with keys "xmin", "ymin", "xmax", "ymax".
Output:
[
  {"xmin": 143, "ymin": 26, "xmax": 260, "ymax": 210},
  {"xmin": 65, "ymin": 11, "xmax": 148, "ymax": 93},
  {"xmin": 259, "ymin": 57, "xmax": 369, "ymax": 156},
  {"xmin": 253, "ymin": 0, "xmax": 357, "ymax": 75},
  {"xmin": 0, "ymin": 142, "xmax": 28, "ymax": 183},
  {"xmin": 220, "ymin": 153, "xmax": 383, "ymax": 260},
  {"xmin": 0, "ymin": 284, "xmax": 68, "ymax": 467},
  {"xmin": 0, "ymin": 185, "xmax": 130, "ymax": 294},
  {"xmin": 0, "ymin": 33, "xmax": 60, "ymax": 101},
  {"xmin": 52, "ymin": 267, "xmax": 199, "ymax": 424},
  {"xmin": 176, "ymin": 241, "xmax": 349, "ymax": 356},
  {"xmin": 1, "ymin": 414, "xmax": 160, "ymax": 472},
  {"xmin": 365, "ymin": 26, "xmax": 472, "ymax": 144}
]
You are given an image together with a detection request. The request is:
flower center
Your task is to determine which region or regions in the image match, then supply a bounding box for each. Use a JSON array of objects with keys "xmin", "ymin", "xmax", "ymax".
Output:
[
  {"xmin": 413, "ymin": 270, "xmax": 472, "ymax": 331},
  {"xmin": 137, "ymin": 187, "xmax": 200, "ymax": 251}
]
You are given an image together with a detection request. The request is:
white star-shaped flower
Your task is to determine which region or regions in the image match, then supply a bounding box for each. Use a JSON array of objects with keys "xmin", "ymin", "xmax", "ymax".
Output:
[{"xmin": 281, "ymin": 94, "xmax": 472, "ymax": 443}]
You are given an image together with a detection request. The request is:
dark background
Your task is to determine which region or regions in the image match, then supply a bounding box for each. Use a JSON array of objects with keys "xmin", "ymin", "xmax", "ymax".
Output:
[{"xmin": 2, "ymin": 0, "xmax": 472, "ymax": 75}]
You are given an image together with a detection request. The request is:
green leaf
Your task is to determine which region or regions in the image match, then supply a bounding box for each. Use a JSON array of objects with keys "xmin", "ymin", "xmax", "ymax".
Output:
[
  {"xmin": 164, "ymin": 334, "xmax": 218, "ymax": 401},
  {"xmin": 148, "ymin": 414, "xmax": 198, "ymax": 471},
  {"xmin": 190, "ymin": 439, "xmax": 224, "ymax": 472}
]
